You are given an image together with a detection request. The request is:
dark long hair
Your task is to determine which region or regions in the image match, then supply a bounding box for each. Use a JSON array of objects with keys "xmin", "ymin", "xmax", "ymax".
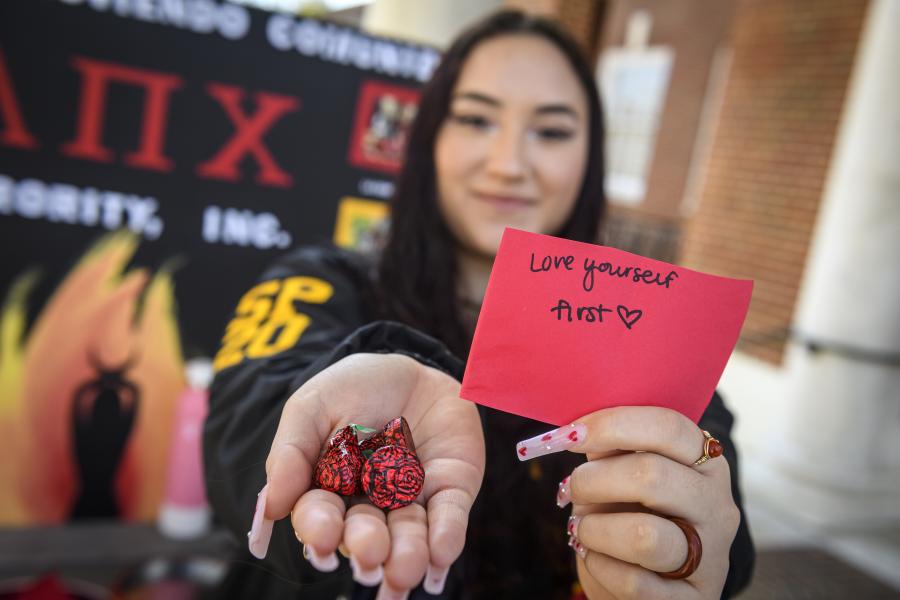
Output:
[{"xmin": 376, "ymin": 10, "xmax": 606, "ymax": 358}]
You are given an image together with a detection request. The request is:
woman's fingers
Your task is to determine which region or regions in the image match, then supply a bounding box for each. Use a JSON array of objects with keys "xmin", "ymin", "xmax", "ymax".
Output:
[
  {"xmin": 577, "ymin": 550, "xmax": 696, "ymax": 600},
  {"xmin": 534, "ymin": 408, "xmax": 737, "ymax": 599},
  {"xmin": 423, "ymin": 485, "xmax": 476, "ymax": 593},
  {"xmin": 517, "ymin": 406, "xmax": 710, "ymax": 467},
  {"xmin": 568, "ymin": 452, "xmax": 706, "ymax": 522},
  {"xmin": 291, "ymin": 489, "xmax": 346, "ymax": 572},
  {"xmin": 343, "ymin": 502, "xmax": 390, "ymax": 586},
  {"xmin": 572, "ymin": 512, "xmax": 688, "ymax": 574},
  {"xmin": 250, "ymin": 389, "xmax": 330, "ymax": 559},
  {"xmin": 379, "ymin": 503, "xmax": 429, "ymax": 599},
  {"xmin": 265, "ymin": 387, "xmax": 332, "ymax": 519}
]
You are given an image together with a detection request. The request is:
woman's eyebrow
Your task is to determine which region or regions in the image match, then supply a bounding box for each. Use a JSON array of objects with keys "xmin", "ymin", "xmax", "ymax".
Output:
[
  {"xmin": 535, "ymin": 104, "xmax": 579, "ymax": 119},
  {"xmin": 452, "ymin": 92, "xmax": 580, "ymax": 119},
  {"xmin": 452, "ymin": 91, "xmax": 501, "ymax": 106}
]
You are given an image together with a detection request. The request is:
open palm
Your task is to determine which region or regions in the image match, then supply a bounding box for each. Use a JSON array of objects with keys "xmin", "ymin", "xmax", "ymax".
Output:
[{"xmin": 258, "ymin": 352, "xmax": 485, "ymax": 597}]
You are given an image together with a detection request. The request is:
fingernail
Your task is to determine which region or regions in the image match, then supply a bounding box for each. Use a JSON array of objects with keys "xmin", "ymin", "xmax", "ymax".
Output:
[
  {"xmin": 557, "ymin": 475, "xmax": 572, "ymax": 508},
  {"xmin": 423, "ymin": 563, "xmax": 450, "ymax": 594},
  {"xmin": 350, "ymin": 555, "xmax": 384, "ymax": 586},
  {"xmin": 567, "ymin": 515, "xmax": 581, "ymax": 537},
  {"xmin": 375, "ymin": 582, "xmax": 409, "ymax": 600},
  {"xmin": 567, "ymin": 533, "xmax": 587, "ymax": 559},
  {"xmin": 303, "ymin": 544, "xmax": 339, "ymax": 572},
  {"xmin": 248, "ymin": 485, "xmax": 274, "ymax": 559},
  {"xmin": 516, "ymin": 423, "xmax": 587, "ymax": 461}
]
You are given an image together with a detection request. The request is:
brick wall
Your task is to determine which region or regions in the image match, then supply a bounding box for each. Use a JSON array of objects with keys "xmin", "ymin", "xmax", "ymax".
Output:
[
  {"xmin": 679, "ymin": 0, "xmax": 869, "ymax": 364},
  {"xmin": 504, "ymin": 0, "xmax": 605, "ymax": 54}
]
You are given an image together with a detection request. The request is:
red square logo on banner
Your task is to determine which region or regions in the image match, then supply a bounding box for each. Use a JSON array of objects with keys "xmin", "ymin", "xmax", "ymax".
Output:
[{"xmin": 348, "ymin": 80, "xmax": 420, "ymax": 174}]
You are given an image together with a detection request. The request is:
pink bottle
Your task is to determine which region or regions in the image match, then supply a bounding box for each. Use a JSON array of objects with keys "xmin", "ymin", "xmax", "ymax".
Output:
[{"xmin": 158, "ymin": 358, "xmax": 212, "ymax": 539}]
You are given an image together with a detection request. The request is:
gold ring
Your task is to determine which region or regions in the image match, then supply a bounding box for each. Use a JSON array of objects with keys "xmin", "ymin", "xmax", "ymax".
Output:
[{"xmin": 692, "ymin": 430, "xmax": 723, "ymax": 466}]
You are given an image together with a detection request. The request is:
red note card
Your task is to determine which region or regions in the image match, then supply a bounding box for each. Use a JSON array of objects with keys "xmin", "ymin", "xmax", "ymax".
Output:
[{"xmin": 461, "ymin": 228, "xmax": 753, "ymax": 425}]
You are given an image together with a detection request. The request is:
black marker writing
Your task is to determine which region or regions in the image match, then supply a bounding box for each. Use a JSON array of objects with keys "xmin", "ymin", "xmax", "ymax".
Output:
[
  {"xmin": 550, "ymin": 298, "xmax": 613, "ymax": 322},
  {"xmin": 530, "ymin": 252, "xmax": 575, "ymax": 272},
  {"xmin": 582, "ymin": 258, "xmax": 679, "ymax": 292},
  {"xmin": 616, "ymin": 305, "xmax": 643, "ymax": 329},
  {"xmin": 549, "ymin": 298, "xmax": 644, "ymax": 330}
]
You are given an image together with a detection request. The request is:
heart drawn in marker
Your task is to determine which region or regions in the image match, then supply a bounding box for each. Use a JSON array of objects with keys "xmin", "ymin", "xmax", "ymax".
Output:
[{"xmin": 616, "ymin": 305, "xmax": 643, "ymax": 330}]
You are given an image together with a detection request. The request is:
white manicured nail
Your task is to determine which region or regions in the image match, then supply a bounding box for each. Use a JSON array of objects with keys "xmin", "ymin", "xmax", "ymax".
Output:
[
  {"xmin": 568, "ymin": 533, "xmax": 587, "ymax": 559},
  {"xmin": 516, "ymin": 423, "xmax": 587, "ymax": 461},
  {"xmin": 248, "ymin": 485, "xmax": 273, "ymax": 559},
  {"xmin": 423, "ymin": 563, "xmax": 450, "ymax": 594},
  {"xmin": 350, "ymin": 555, "xmax": 384, "ymax": 586},
  {"xmin": 557, "ymin": 475, "xmax": 572, "ymax": 508},
  {"xmin": 303, "ymin": 544, "xmax": 339, "ymax": 572},
  {"xmin": 567, "ymin": 515, "xmax": 581, "ymax": 537}
]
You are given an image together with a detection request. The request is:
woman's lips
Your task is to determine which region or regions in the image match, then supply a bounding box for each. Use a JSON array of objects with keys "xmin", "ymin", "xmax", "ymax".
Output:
[{"xmin": 473, "ymin": 191, "xmax": 535, "ymax": 209}]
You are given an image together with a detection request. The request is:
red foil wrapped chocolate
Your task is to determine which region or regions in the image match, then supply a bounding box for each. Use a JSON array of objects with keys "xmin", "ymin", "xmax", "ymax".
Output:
[
  {"xmin": 361, "ymin": 445, "xmax": 425, "ymax": 510},
  {"xmin": 359, "ymin": 416, "xmax": 416, "ymax": 456},
  {"xmin": 314, "ymin": 425, "xmax": 363, "ymax": 496}
]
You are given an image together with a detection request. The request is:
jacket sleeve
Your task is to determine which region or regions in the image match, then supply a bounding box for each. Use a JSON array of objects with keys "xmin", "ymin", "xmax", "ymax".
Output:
[
  {"xmin": 202, "ymin": 246, "xmax": 462, "ymax": 587},
  {"xmin": 699, "ymin": 392, "xmax": 756, "ymax": 598}
]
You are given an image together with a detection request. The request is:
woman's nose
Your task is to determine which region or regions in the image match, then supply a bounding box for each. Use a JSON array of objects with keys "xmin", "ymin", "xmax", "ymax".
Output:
[{"xmin": 484, "ymin": 126, "xmax": 527, "ymax": 180}]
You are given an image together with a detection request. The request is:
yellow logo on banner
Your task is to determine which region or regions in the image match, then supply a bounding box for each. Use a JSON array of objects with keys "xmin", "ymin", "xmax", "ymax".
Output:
[
  {"xmin": 213, "ymin": 276, "xmax": 333, "ymax": 371},
  {"xmin": 333, "ymin": 196, "xmax": 390, "ymax": 251}
]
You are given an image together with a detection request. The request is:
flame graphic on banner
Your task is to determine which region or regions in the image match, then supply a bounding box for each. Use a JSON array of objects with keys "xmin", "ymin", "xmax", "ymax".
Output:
[{"xmin": 0, "ymin": 232, "xmax": 184, "ymax": 524}]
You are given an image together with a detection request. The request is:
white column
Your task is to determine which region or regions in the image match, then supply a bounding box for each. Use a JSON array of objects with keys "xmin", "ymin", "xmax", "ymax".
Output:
[{"xmin": 765, "ymin": 0, "xmax": 900, "ymax": 526}]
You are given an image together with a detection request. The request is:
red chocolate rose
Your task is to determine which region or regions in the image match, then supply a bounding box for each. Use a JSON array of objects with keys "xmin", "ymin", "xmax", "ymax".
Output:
[
  {"xmin": 328, "ymin": 425, "xmax": 359, "ymax": 448},
  {"xmin": 360, "ymin": 416, "xmax": 415, "ymax": 456},
  {"xmin": 381, "ymin": 416, "xmax": 416, "ymax": 452},
  {"xmin": 314, "ymin": 425, "xmax": 363, "ymax": 496},
  {"xmin": 359, "ymin": 432, "xmax": 385, "ymax": 456},
  {"xmin": 361, "ymin": 445, "xmax": 424, "ymax": 510}
]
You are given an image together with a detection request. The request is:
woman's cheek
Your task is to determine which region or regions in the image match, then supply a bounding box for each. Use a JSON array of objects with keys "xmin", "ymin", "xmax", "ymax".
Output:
[{"xmin": 542, "ymin": 147, "xmax": 586, "ymax": 217}]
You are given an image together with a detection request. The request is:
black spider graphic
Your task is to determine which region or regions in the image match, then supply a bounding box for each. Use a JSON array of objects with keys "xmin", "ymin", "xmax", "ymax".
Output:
[{"xmin": 69, "ymin": 351, "xmax": 140, "ymax": 520}]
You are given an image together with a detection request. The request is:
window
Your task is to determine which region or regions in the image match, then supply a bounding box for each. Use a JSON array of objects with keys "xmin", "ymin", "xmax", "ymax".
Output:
[{"xmin": 597, "ymin": 11, "xmax": 673, "ymax": 204}]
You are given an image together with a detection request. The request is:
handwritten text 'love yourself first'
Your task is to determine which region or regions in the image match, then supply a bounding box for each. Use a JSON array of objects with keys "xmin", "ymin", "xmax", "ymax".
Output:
[{"xmin": 528, "ymin": 253, "xmax": 679, "ymax": 331}]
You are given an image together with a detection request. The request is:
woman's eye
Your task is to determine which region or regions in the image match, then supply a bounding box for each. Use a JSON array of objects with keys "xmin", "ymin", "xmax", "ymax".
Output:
[
  {"xmin": 450, "ymin": 113, "xmax": 491, "ymax": 129},
  {"xmin": 535, "ymin": 127, "xmax": 574, "ymax": 141}
]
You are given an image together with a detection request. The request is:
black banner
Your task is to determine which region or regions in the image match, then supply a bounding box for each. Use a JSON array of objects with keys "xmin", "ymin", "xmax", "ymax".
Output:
[{"xmin": 0, "ymin": 0, "xmax": 434, "ymax": 354}]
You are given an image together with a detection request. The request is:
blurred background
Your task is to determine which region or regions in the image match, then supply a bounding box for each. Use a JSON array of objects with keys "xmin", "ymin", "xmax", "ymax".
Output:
[{"xmin": 1, "ymin": 0, "xmax": 898, "ymax": 598}]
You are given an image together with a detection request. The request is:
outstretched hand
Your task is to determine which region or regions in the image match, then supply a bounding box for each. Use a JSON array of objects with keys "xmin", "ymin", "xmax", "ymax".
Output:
[{"xmin": 251, "ymin": 353, "xmax": 485, "ymax": 598}]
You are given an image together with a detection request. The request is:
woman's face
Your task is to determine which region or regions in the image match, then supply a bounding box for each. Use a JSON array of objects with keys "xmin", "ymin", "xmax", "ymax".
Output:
[{"xmin": 435, "ymin": 34, "xmax": 589, "ymax": 258}]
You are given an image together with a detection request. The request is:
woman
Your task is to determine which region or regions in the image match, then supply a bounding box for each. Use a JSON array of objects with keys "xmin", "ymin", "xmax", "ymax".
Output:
[{"xmin": 204, "ymin": 10, "xmax": 754, "ymax": 600}]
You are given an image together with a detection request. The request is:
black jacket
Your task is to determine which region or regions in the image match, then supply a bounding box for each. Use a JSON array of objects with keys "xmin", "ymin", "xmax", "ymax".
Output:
[{"xmin": 203, "ymin": 245, "xmax": 754, "ymax": 599}]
